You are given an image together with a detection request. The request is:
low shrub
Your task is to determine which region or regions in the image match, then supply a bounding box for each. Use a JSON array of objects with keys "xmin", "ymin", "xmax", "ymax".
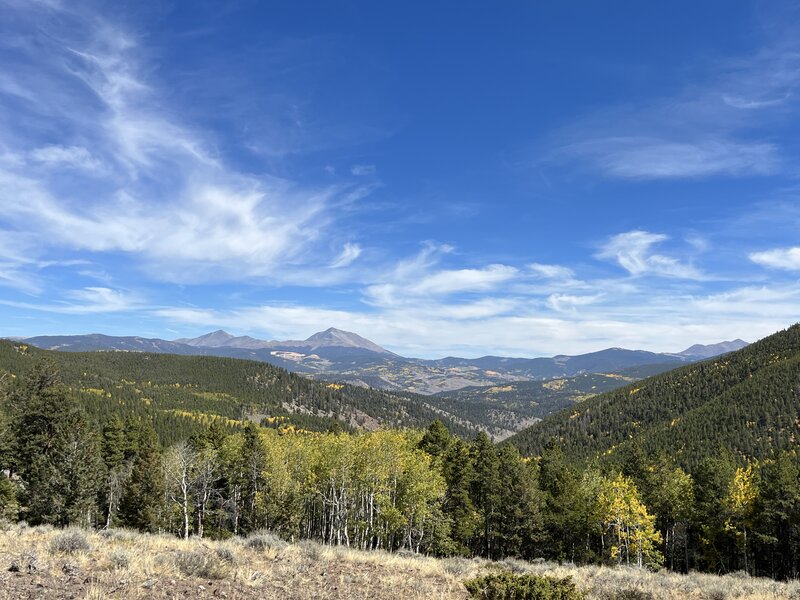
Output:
[
  {"xmin": 50, "ymin": 529, "xmax": 91, "ymax": 554},
  {"xmin": 441, "ymin": 556, "xmax": 475, "ymax": 576},
  {"xmin": 244, "ymin": 530, "xmax": 288, "ymax": 552},
  {"xmin": 464, "ymin": 572, "xmax": 584, "ymax": 600},
  {"xmin": 298, "ymin": 539, "xmax": 325, "ymax": 560},
  {"xmin": 215, "ymin": 546, "xmax": 237, "ymax": 564},
  {"xmin": 501, "ymin": 558, "xmax": 532, "ymax": 574},
  {"xmin": 174, "ymin": 550, "xmax": 230, "ymax": 579},
  {"xmin": 108, "ymin": 550, "xmax": 130, "ymax": 570},
  {"xmin": 98, "ymin": 528, "xmax": 137, "ymax": 542}
]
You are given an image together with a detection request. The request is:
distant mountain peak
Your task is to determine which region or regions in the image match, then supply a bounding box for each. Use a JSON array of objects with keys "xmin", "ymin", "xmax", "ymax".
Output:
[
  {"xmin": 678, "ymin": 339, "xmax": 749, "ymax": 359},
  {"xmin": 304, "ymin": 327, "xmax": 391, "ymax": 354},
  {"xmin": 178, "ymin": 330, "xmax": 237, "ymax": 348},
  {"xmin": 173, "ymin": 326, "xmax": 393, "ymax": 355}
]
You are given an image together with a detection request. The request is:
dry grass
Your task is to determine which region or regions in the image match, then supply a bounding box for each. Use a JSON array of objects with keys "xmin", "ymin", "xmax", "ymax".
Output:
[{"xmin": 0, "ymin": 523, "xmax": 799, "ymax": 599}]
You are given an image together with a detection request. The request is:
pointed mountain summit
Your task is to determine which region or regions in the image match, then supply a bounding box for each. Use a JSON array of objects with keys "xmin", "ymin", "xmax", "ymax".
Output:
[
  {"xmin": 173, "ymin": 327, "xmax": 393, "ymax": 355},
  {"xmin": 177, "ymin": 330, "xmax": 238, "ymax": 348},
  {"xmin": 678, "ymin": 339, "xmax": 749, "ymax": 359},
  {"xmin": 302, "ymin": 327, "xmax": 392, "ymax": 354}
]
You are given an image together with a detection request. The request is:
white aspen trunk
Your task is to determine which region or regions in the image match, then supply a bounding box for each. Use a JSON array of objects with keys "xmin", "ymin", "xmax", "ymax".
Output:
[
  {"xmin": 105, "ymin": 488, "xmax": 114, "ymax": 529},
  {"xmin": 182, "ymin": 476, "xmax": 190, "ymax": 540}
]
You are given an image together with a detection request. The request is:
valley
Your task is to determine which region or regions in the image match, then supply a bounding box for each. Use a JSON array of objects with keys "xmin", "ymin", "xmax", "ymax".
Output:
[{"xmin": 17, "ymin": 329, "xmax": 748, "ymax": 436}]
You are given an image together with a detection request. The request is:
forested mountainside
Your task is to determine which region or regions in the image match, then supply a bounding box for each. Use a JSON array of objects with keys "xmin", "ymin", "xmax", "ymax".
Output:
[
  {"xmin": 507, "ymin": 324, "xmax": 800, "ymax": 466},
  {"xmin": 0, "ymin": 341, "xmax": 691, "ymax": 444},
  {"xmin": 0, "ymin": 341, "xmax": 476, "ymax": 444},
  {"xmin": 431, "ymin": 362, "xmax": 682, "ymax": 440}
]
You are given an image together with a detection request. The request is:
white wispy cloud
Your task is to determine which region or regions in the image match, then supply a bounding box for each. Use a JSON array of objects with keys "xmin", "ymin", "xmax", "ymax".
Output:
[
  {"xmin": 0, "ymin": 230, "xmax": 49, "ymax": 293},
  {"xmin": 409, "ymin": 265, "xmax": 518, "ymax": 296},
  {"xmin": 330, "ymin": 243, "xmax": 362, "ymax": 268},
  {"xmin": 529, "ymin": 263, "xmax": 576, "ymax": 280},
  {"xmin": 363, "ymin": 244, "xmax": 518, "ymax": 307},
  {"xmin": 351, "ymin": 164, "xmax": 376, "ymax": 176},
  {"xmin": 0, "ymin": 286, "xmax": 141, "ymax": 314},
  {"xmin": 546, "ymin": 293, "xmax": 603, "ymax": 312},
  {"xmin": 0, "ymin": 2, "xmax": 366, "ymax": 287},
  {"xmin": 596, "ymin": 230, "xmax": 703, "ymax": 279},
  {"xmin": 689, "ymin": 284, "xmax": 800, "ymax": 318},
  {"xmin": 722, "ymin": 94, "xmax": 791, "ymax": 109},
  {"xmin": 563, "ymin": 138, "xmax": 779, "ymax": 179},
  {"xmin": 29, "ymin": 145, "xmax": 103, "ymax": 172},
  {"xmin": 544, "ymin": 13, "xmax": 800, "ymax": 180},
  {"xmin": 750, "ymin": 246, "xmax": 800, "ymax": 270}
]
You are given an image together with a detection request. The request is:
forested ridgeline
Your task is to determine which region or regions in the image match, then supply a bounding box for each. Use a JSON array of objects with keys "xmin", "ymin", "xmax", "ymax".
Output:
[
  {"xmin": 0, "ymin": 341, "xmax": 477, "ymax": 443},
  {"xmin": 430, "ymin": 372, "xmax": 649, "ymax": 440},
  {"xmin": 2, "ymin": 362, "xmax": 800, "ymax": 582},
  {"xmin": 507, "ymin": 323, "xmax": 800, "ymax": 466}
]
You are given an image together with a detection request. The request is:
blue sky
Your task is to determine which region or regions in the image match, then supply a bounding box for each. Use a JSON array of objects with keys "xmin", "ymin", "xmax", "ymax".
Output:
[{"xmin": 1, "ymin": 0, "xmax": 799, "ymax": 358}]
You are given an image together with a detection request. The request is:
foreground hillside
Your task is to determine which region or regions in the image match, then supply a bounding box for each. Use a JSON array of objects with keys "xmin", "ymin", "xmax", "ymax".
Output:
[
  {"xmin": 0, "ymin": 341, "xmax": 477, "ymax": 443},
  {"xmin": 508, "ymin": 324, "xmax": 800, "ymax": 466},
  {"xmin": 0, "ymin": 525, "xmax": 800, "ymax": 600},
  {"xmin": 1, "ymin": 524, "xmax": 797, "ymax": 600}
]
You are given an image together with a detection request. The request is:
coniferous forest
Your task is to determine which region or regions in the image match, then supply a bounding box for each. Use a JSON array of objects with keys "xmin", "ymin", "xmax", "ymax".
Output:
[{"xmin": 1, "ymin": 326, "xmax": 800, "ymax": 582}]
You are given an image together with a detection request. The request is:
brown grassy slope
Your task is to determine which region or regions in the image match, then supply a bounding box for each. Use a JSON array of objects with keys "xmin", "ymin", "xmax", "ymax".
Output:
[{"xmin": 0, "ymin": 524, "xmax": 799, "ymax": 600}]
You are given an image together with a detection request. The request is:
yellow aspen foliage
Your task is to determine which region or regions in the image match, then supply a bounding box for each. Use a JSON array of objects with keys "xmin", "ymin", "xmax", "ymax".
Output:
[
  {"xmin": 594, "ymin": 473, "xmax": 663, "ymax": 568},
  {"xmin": 725, "ymin": 464, "xmax": 758, "ymax": 520},
  {"xmin": 724, "ymin": 463, "xmax": 759, "ymax": 573}
]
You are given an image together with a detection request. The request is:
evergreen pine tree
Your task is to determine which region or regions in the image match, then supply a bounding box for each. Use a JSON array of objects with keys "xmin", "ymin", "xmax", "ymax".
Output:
[
  {"xmin": 753, "ymin": 452, "xmax": 800, "ymax": 579},
  {"xmin": 538, "ymin": 439, "xmax": 585, "ymax": 562},
  {"xmin": 100, "ymin": 415, "xmax": 130, "ymax": 527},
  {"xmin": 9, "ymin": 362, "xmax": 103, "ymax": 526},
  {"xmin": 496, "ymin": 444, "xmax": 544, "ymax": 559},
  {"xmin": 240, "ymin": 423, "xmax": 267, "ymax": 533},
  {"xmin": 441, "ymin": 438, "xmax": 478, "ymax": 555},
  {"xmin": 419, "ymin": 420, "xmax": 453, "ymax": 460},
  {"xmin": 0, "ymin": 377, "xmax": 17, "ymax": 520},
  {"xmin": 118, "ymin": 419, "xmax": 163, "ymax": 532},
  {"xmin": 470, "ymin": 432, "xmax": 501, "ymax": 558},
  {"xmin": 692, "ymin": 453, "xmax": 737, "ymax": 572},
  {"xmin": 101, "ymin": 415, "xmax": 127, "ymax": 470},
  {"xmin": 59, "ymin": 409, "xmax": 104, "ymax": 526}
]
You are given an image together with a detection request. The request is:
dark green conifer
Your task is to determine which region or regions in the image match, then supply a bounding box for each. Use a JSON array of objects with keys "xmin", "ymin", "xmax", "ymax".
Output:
[
  {"xmin": 496, "ymin": 444, "xmax": 544, "ymax": 559},
  {"xmin": 442, "ymin": 438, "xmax": 478, "ymax": 554},
  {"xmin": 118, "ymin": 419, "xmax": 163, "ymax": 532},
  {"xmin": 471, "ymin": 432, "xmax": 501, "ymax": 558},
  {"xmin": 240, "ymin": 423, "xmax": 267, "ymax": 533},
  {"xmin": 9, "ymin": 362, "xmax": 103, "ymax": 526},
  {"xmin": 538, "ymin": 440, "xmax": 585, "ymax": 562},
  {"xmin": 419, "ymin": 420, "xmax": 453, "ymax": 459},
  {"xmin": 101, "ymin": 415, "xmax": 126, "ymax": 470}
]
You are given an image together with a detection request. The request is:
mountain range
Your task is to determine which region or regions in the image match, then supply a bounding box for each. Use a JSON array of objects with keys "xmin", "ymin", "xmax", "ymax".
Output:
[{"xmin": 17, "ymin": 328, "xmax": 748, "ymax": 395}]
